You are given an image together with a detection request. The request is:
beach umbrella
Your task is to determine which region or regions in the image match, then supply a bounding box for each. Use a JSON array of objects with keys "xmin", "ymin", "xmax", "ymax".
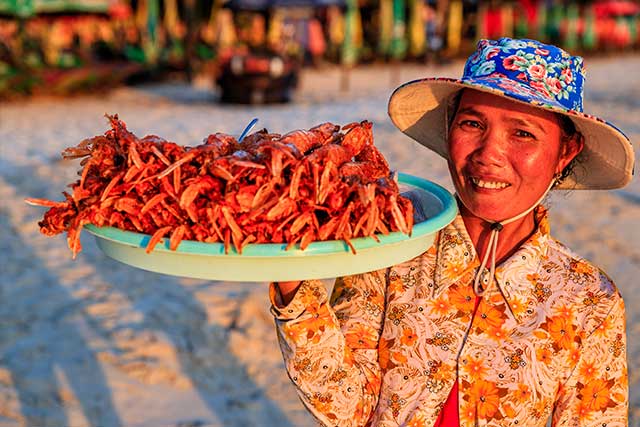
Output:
[
  {"xmin": 409, "ymin": 0, "xmax": 425, "ymax": 57},
  {"xmin": 583, "ymin": 3, "xmax": 597, "ymax": 50},
  {"xmin": 563, "ymin": 1, "xmax": 579, "ymax": 50},
  {"xmin": 476, "ymin": 2, "xmax": 488, "ymax": 40},
  {"xmin": 378, "ymin": 0, "xmax": 393, "ymax": 56},
  {"xmin": 342, "ymin": 0, "xmax": 361, "ymax": 66},
  {"xmin": 536, "ymin": 0, "xmax": 547, "ymax": 41},
  {"xmin": 446, "ymin": 0, "xmax": 462, "ymax": 55},
  {"xmin": 390, "ymin": 0, "xmax": 407, "ymax": 60},
  {"xmin": 327, "ymin": 4, "xmax": 345, "ymax": 57},
  {"xmin": 146, "ymin": 0, "xmax": 160, "ymax": 63},
  {"xmin": 594, "ymin": 0, "xmax": 640, "ymax": 18},
  {"xmin": 164, "ymin": 0, "xmax": 180, "ymax": 39},
  {"xmin": 547, "ymin": 1, "xmax": 563, "ymax": 43},
  {"xmin": 500, "ymin": 1, "xmax": 514, "ymax": 37}
]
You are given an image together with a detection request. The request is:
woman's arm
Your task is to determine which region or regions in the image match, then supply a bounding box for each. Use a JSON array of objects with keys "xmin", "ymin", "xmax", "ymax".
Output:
[
  {"xmin": 551, "ymin": 295, "xmax": 628, "ymax": 426},
  {"xmin": 270, "ymin": 270, "xmax": 388, "ymax": 427}
]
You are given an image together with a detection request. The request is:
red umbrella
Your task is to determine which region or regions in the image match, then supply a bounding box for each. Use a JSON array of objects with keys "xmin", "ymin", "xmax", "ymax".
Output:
[{"xmin": 594, "ymin": 0, "xmax": 640, "ymax": 18}]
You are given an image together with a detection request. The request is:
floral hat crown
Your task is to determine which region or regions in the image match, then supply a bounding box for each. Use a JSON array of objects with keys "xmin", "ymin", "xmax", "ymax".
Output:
[
  {"xmin": 388, "ymin": 37, "xmax": 635, "ymax": 190},
  {"xmin": 462, "ymin": 38, "xmax": 585, "ymax": 114}
]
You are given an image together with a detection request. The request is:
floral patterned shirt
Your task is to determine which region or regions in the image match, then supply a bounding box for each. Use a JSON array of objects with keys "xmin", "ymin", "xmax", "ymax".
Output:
[{"xmin": 270, "ymin": 207, "xmax": 628, "ymax": 427}]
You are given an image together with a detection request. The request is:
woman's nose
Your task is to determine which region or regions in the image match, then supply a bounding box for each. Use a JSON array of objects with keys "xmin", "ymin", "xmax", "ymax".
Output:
[{"xmin": 471, "ymin": 129, "xmax": 507, "ymax": 167}]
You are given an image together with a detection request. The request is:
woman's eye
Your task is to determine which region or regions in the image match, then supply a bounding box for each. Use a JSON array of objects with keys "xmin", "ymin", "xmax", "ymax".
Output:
[
  {"xmin": 459, "ymin": 120, "xmax": 482, "ymax": 129},
  {"xmin": 515, "ymin": 129, "xmax": 535, "ymax": 139}
]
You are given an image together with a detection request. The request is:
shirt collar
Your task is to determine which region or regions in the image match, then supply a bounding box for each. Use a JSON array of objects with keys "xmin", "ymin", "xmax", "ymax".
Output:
[{"xmin": 434, "ymin": 206, "xmax": 551, "ymax": 323}]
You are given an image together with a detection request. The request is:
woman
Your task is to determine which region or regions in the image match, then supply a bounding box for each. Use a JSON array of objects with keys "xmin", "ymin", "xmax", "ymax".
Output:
[{"xmin": 270, "ymin": 38, "xmax": 634, "ymax": 426}]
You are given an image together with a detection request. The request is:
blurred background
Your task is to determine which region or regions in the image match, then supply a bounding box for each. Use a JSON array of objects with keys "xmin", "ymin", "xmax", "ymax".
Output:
[
  {"xmin": 1, "ymin": 0, "xmax": 639, "ymax": 100},
  {"xmin": 1, "ymin": 1, "xmax": 639, "ymax": 426}
]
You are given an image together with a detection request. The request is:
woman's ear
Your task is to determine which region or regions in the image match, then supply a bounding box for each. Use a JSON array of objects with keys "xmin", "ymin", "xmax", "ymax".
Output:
[{"xmin": 557, "ymin": 132, "xmax": 585, "ymax": 174}]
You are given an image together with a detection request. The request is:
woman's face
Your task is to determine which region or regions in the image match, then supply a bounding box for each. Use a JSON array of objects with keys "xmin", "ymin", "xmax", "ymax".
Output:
[{"xmin": 447, "ymin": 89, "xmax": 582, "ymax": 222}]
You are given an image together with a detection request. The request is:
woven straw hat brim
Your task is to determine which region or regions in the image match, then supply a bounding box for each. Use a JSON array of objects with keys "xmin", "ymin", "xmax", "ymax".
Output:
[{"xmin": 388, "ymin": 78, "xmax": 635, "ymax": 190}]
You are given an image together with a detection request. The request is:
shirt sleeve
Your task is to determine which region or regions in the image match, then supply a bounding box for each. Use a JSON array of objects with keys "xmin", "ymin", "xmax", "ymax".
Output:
[
  {"xmin": 551, "ymin": 295, "xmax": 628, "ymax": 427},
  {"xmin": 269, "ymin": 270, "xmax": 388, "ymax": 427}
]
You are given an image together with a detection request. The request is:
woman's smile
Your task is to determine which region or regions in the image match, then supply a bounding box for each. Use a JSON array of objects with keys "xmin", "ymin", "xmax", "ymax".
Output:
[{"xmin": 468, "ymin": 176, "xmax": 511, "ymax": 190}]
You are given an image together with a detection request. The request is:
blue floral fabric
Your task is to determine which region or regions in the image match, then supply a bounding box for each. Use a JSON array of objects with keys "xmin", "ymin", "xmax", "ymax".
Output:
[{"xmin": 461, "ymin": 38, "xmax": 585, "ymax": 113}]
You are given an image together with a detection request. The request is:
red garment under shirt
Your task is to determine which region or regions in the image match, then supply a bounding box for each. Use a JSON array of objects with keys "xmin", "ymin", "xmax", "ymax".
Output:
[{"xmin": 433, "ymin": 296, "xmax": 482, "ymax": 427}]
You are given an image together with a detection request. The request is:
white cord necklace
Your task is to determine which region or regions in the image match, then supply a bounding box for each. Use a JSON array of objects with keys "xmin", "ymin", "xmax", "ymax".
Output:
[{"xmin": 458, "ymin": 178, "xmax": 557, "ymax": 297}]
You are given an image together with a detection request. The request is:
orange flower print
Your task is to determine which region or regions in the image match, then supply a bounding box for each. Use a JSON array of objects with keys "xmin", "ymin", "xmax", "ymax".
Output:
[
  {"xmin": 486, "ymin": 326, "xmax": 508, "ymax": 342},
  {"xmin": 570, "ymin": 259, "xmax": 593, "ymax": 275},
  {"xmin": 502, "ymin": 402, "xmax": 517, "ymax": 418},
  {"xmin": 582, "ymin": 291, "xmax": 601, "ymax": 307},
  {"xmin": 579, "ymin": 360, "xmax": 597, "ymax": 379},
  {"xmin": 594, "ymin": 315, "xmax": 612, "ymax": 338},
  {"xmin": 429, "ymin": 295, "xmax": 451, "ymax": 317},
  {"xmin": 387, "ymin": 305, "xmax": 406, "ymax": 325},
  {"xmin": 610, "ymin": 333, "xmax": 624, "ymax": 358},
  {"xmin": 467, "ymin": 379, "xmax": 504, "ymax": 419},
  {"xmin": 401, "ymin": 327, "xmax": 418, "ymax": 347},
  {"xmin": 443, "ymin": 258, "xmax": 467, "ymax": 280},
  {"xmin": 405, "ymin": 412, "xmax": 426, "ymax": 427},
  {"xmin": 505, "ymin": 348, "xmax": 526, "ymax": 370},
  {"xmin": 568, "ymin": 347, "xmax": 581, "ymax": 368},
  {"xmin": 329, "ymin": 368, "xmax": 348, "ymax": 384},
  {"xmin": 305, "ymin": 304, "xmax": 333, "ymax": 343},
  {"xmin": 293, "ymin": 356, "xmax": 312, "ymax": 373},
  {"xmin": 388, "ymin": 277, "xmax": 405, "ymax": 294},
  {"xmin": 346, "ymin": 323, "xmax": 379, "ymax": 349},
  {"xmin": 544, "ymin": 315, "xmax": 577, "ymax": 351},
  {"xmin": 578, "ymin": 378, "xmax": 616, "ymax": 413},
  {"xmin": 449, "ymin": 284, "xmax": 476, "ymax": 313},
  {"xmin": 425, "ymin": 333, "xmax": 454, "ymax": 351},
  {"xmin": 392, "ymin": 351, "xmax": 408, "ymax": 364},
  {"xmin": 310, "ymin": 392, "xmax": 333, "ymax": 414},
  {"xmin": 507, "ymin": 295, "xmax": 526, "ymax": 317},
  {"xmin": 536, "ymin": 346, "xmax": 553, "ymax": 364},
  {"xmin": 554, "ymin": 305, "xmax": 574, "ymax": 319},
  {"xmin": 533, "ymin": 282, "xmax": 551, "ymax": 303},
  {"xmin": 474, "ymin": 301, "xmax": 506, "ymax": 333},
  {"xmin": 388, "ymin": 393, "xmax": 405, "ymax": 418},
  {"xmin": 464, "ymin": 356, "xmax": 487, "ymax": 379},
  {"xmin": 514, "ymin": 384, "xmax": 531, "ymax": 403},
  {"xmin": 283, "ymin": 322, "xmax": 306, "ymax": 344},
  {"xmin": 459, "ymin": 400, "xmax": 477, "ymax": 423},
  {"xmin": 379, "ymin": 338, "xmax": 394, "ymax": 370}
]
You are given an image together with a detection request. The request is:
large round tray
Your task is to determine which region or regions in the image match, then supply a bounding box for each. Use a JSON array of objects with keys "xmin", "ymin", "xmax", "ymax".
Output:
[{"xmin": 84, "ymin": 173, "xmax": 457, "ymax": 282}]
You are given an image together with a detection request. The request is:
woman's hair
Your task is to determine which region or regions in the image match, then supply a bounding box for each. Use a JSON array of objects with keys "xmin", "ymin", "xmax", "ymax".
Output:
[
  {"xmin": 446, "ymin": 89, "xmax": 584, "ymax": 188},
  {"xmin": 555, "ymin": 113, "xmax": 583, "ymax": 188}
]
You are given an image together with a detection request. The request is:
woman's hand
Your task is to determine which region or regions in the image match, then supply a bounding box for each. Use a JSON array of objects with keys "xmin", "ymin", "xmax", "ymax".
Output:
[{"xmin": 275, "ymin": 281, "xmax": 302, "ymax": 306}]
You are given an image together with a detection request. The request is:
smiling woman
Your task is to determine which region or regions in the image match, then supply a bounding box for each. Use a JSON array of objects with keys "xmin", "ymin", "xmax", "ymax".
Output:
[
  {"xmin": 446, "ymin": 89, "xmax": 584, "ymax": 268},
  {"xmin": 270, "ymin": 38, "xmax": 635, "ymax": 427}
]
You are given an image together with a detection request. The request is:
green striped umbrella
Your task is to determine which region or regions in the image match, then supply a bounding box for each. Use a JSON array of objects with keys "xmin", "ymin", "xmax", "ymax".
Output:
[{"xmin": 390, "ymin": 0, "xmax": 407, "ymax": 60}]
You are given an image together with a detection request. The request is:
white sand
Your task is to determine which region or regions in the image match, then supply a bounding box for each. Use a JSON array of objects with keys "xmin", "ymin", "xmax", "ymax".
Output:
[{"xmin": 0, "ymin": 55, "xmax": 638, "ymax": 427}]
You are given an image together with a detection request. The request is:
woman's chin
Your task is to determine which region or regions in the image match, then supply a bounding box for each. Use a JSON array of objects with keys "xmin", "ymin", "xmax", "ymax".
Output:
[{"xmin": 459, "ymin": 193, "xmax": 520, "ymax": 222}]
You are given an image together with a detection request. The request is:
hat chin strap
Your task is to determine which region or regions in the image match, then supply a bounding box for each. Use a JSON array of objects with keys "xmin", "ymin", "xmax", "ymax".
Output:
[{"xmin": 457, "ymin": 177, "xmax": 557, "ymax": 297}]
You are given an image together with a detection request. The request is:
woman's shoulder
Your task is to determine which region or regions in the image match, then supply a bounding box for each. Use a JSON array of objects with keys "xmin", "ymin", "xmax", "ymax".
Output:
[
  {"xmin": 543, "ymin": 237, "xmax": 625, "ymax": 335},
  {"xmin": 546, "ymin": 236, "xmax": 624, "ymax": 313}
]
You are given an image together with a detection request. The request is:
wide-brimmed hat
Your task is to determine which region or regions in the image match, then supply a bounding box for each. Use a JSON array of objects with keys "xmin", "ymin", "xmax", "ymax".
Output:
[{"xmin": 388, "ymin": 37, "xmax": 635, "ymax": 190}]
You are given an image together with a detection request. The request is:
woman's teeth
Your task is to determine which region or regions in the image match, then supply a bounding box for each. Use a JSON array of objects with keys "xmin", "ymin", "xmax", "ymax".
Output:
[{"xmin": 471, "ymin": 177, "xmax": 510, "ymax": 189}]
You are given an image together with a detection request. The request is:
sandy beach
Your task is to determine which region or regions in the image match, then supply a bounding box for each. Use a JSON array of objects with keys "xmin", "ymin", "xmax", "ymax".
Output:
[{"xmin": 0, "ymin": 55, "xmax": 638, "ymax": 427}]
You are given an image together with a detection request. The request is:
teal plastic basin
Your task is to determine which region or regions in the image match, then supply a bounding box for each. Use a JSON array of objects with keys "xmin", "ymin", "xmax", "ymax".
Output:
[{"xmin": 84, "ymin": 173, "xmax": 457, "ymax": 282}]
